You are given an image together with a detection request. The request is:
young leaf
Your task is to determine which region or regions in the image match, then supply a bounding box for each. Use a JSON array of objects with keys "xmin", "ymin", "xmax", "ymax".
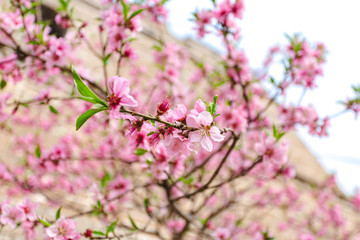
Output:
[
  {"xmin": 55, "ymin": 207, "xmax": 62, "ymax": 221},
  {"xmin": 101, "ymin": 171, "xmax": 112, "ymax": 189},
  {"xmin": 134, "ymin": 148, "xmax": 147, "ymax": 156},
  {"xmin": 92, "ymin": 231, "xmax": 105, "ymax": 236},
  {"xmin": 128, "ymin": 216, "xmax": 139, "ymax": 231},
  {"xmin": 72, "ymin": 66, "xmax": 108, "ymax": 107},
  {"xmin": 144, "ymin": 198, "xmax": 149, "ymax": 209},
  {"xmin": 0, "ymin": 80, "xmax": 6, "ymax": 89},
  {"xmin": 120, "ymin": 0, "xmax": 129, "ymax": 19},
  {"xmin": 273, "ymin": 125, "xmax": 285, "ymax": 141},
  {"xmin": 76, "ymin": 107, "xmax": 108, "ymax": 130},
  {"xmin": 37, "ymin": 216, "xmax": 51, "ymax": 227},
  {"xmin": 102, "ymin": 53, "xmax": 112, "ymax": 66},
  {"xmin": 147, "ymin": 131, "xmax": 155, "ymax": 136},
  {"xmin": 200, "ymin": 217, "xmax": 209, "ymax": 227},
  {"xmin": 178, "ymin": 176, "xmax": 194, "ymax": 185},
  {"xmin": 128, "ymin": 9, "xmax": 144, "ymax": 21},
  {"xmin": 106, "ymin": 219, "xmax": 118, "ymax": 235},
  {"xmin": 211, "ymin": 95, "xmax": 218, "ymax": 115},
  {"xmin": 35, "ymin": 145, "xmax": 41, "ymax": 158},
  {"xmin": 272, "ymin": 125, "xmax": 277, "ymax": 137},
  {"xmin": 49, "ymin": 105, "xmax": 59, "ymax": 114}
]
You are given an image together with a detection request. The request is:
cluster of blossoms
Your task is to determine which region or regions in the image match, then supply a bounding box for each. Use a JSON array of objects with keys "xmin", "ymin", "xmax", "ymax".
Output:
[
  {"xmin": 287, "ymin": 38, "xmax": 326, "ymax": 89},
  {"xmin": 194, "ymin": 0, "xmax": 244, "ymax": 39},
  {"xmin": 153, "ymin": 42, "xmax": 189, "ymax": 87},
  {"xmin": 0, "ymin": 199, "xmax": 37, "ymax": 239},
  {"xmin": 0, "ymin": 0, "xmax": 359, "ymax": 240},
  {"xmin": 279, "ymin": 104, "xmax": 330, "ymax": 136}
]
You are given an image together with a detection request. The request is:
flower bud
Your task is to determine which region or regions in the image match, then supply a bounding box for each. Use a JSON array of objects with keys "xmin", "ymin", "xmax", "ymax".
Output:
[{"xmin": 157, "ymin": 98, "xmax": 171, "ymax": 116}]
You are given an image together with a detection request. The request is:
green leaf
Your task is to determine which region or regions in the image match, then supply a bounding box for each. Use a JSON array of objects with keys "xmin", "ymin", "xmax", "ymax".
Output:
[
  {"xmin": 57, "ymin": 0, "xmax": 71, "ymax": 11},
  {"xmin": 0, "ymin": 80, "xmax": 7, "ymax": 89},
  {"xmin": 272, "ymin": 125, "xmax": 277, "ymax": 137},
  {"xmin": 273, "ymin": 125, "xmax": 285, "ymax": 141},
  {"xmin": 72, "ymin": 66, "xmax": 108, "ymax": 107},
  {"xmin": 263, "ymin": 231, "xmax": 275, "ymax": 240},
  {"xmin": 35, "ymin": 145, "xmax": 41, "ymax": 158},
  {"xmin": 211, "ymin": 95, "xmax": 218, "ymax": 115},
  {"xmin": 200, "ymin": 217, "xmax": 209, "ymax": 226},
  {"xmin": 102, "ymin": 53, "xmax": 112, "ymax": 66},
  {"xmin": 178, "ymin": 176, "xmax": 193, "ymax": 185},
  {"xmin": 93, "ymin": 231, "xmax": 105, "ymax": 236},
  {"xmin": 153, "ymin": 45, "xmax": 162, "ymax": 52},
  {"xmin": 144, "ymin": 198, "xmax": 149, "ymax": 209},
  {"xmin": 270, "ymin": 77, "xmax": 276, "ymax": 85},
  {"xmin": 49, "ymin": 105, "xmax": 59, "ymax": 114},
  {"xmin": 147, "ymin": 131, "xmax": 155, "ymax": 136},
  {"xmin": 37, "ymin": 216, "xmax": 51, "ymax": 227},
  {"xmin": 28, "ymin": 40, "xmax": 42, "ymax": 45},
  {"xmin": 128, "ymin": 9, "xmax": 144, "ymax": 21},
  {"xmin": 106, "ymin": 219, "xmax": 118, "ymax": 235},
  {"xmin": 78, "ymin": 96, "xmax": 102, "ymax": 105},
  {"xmin": 101, "ymin": 171, "xmax": 112, "ymax": 189},
  {"xmin": 120, "ymin": 0, "xmax": 129, "ymax": 19},
  {"xmin": 55, "ymin": 207, "xmax": 61, "ymax": 221},
  {"xmin": 128, "ymin": 216, "xmax": 139, "ymax": 231},
  {"xmin": 76, "ymin": 107, "xmax": 107, "ymax": 130},
  {"xmin": 134, "ymin": 148, "xmax": 147, "ymax": 156}
]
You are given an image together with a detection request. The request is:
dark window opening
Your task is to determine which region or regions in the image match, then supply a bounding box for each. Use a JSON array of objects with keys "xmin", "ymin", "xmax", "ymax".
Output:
[{"xmin": 38, "ymin": 5, "xmax": 67, "ymax": 38}]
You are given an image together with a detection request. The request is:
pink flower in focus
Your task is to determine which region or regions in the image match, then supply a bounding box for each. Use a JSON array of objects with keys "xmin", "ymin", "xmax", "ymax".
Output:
[
  {"xmin": 186, "ymin": 111, "xmax": 224, "ymax": 152},
  {"xmin": 45, "ymin": 217, "xmax": 81, "ymax": 240},
  {"xmin": 190, "ymin": 99, "xmax": 206, "ymax": 116},
  {"xmin": 107, "ymin": 76, "xmax": 138, "ymax": 119}
]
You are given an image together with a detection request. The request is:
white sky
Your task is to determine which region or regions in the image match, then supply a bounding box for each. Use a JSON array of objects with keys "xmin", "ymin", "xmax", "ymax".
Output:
[{"xmin": 166, "ymin": 0, "xmax": 360, "ymax": 194}]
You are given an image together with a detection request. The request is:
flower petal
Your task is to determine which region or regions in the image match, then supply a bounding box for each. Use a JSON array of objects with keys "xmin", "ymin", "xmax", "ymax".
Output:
[
  {"xmin": 201, "ymin": 135, "xmax": 213, "ymax": 152},
  {"xmin": 109, "ymin": 108, "xmax": 122, "ymax": 119},
  {"xmin": 198, "ymin": 111, "xmax": 213, "ymax": 126},
  {"xmin": 194, "ymin": 99, "xmax": 206, "ymax": 113},
  {"xmin": 108, "ymin": 76, "xmax": 130, "ymax": 97},
  {"xmin": 186, "ymin": 115, "xmax": 201, "ymax": 128},
  {"xmin": 209, "ymin": 127, "xmax": 224, "ymax": 142},
  {"xmin": 189, "ymin": 131, "xmax": 202, "ymax": 143},
  {"xmin": 120, "ymin": 94, "xmax": 138, "ymax": 107}
]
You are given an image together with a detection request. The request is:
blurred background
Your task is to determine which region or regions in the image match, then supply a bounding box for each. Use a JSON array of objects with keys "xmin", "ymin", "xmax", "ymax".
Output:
[{"xmin": 166, "ymin": 0, "xmax": 360, "ymax": 194}]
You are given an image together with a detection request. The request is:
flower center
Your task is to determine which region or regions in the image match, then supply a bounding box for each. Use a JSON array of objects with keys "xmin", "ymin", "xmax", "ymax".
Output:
[
  {"xmin": 58, "ymin": 226, "xmax": 67, "ymax": 236},
  {"xmin": 201, "ymin": 125, "xmax": 211, "ymax": 137},
  {"xmin": 107, "ymin": 93, "xmax": 121, "ymax": 108}
]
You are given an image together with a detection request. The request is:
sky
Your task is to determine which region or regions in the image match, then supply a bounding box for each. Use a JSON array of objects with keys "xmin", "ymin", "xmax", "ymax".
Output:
[{"xmin": 165, "ymin": 0, "xmax": 360, "ymax": 194}]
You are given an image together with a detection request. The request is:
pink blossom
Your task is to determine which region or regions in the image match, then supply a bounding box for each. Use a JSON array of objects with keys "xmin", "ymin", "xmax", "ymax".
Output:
[
  {"xmin": 0, "ymin": 203, "xmax": 26, "ymax": 229},
  {"xmin": 299, "ymin": 233, "xmax": 316, "ymax": 240},
  {"xmin": 45, "ymin": 217, "xmax": 81, "ymax": 240},
  {"xmin": 106, "ymin": 175, "xmax": 131, "ymax": 199},
  {"xmin": 167, "ymin": 219, "xmax": 185, "ymax": 233},
  {"xmin": 255, "ymin": 134, "xmax": 288, "ymax": 165},
  {"xmin": 190, "ymin": 99, "xmax": 206, "ymax": 116},
  {"xmin": 186, "ymin": 111, "xmax": 224, "ymax": 152},
  {"xmin": 351, "ymin": 190, "xmax": 360, "ymax": 210},
  {"xmin": 157, "ymin": 98, "xmax": 171, "ymax": 115},
  {"xmin": 107, "ymin": 76, "xmax": 138, "ymax": 119},
  {"xmin": 213, "ymin": 227, "xmax": 231, "ymax": 240},
  {"xmin": 19, "ymin": 198, "xmax": 38, "ymax": 222}
]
